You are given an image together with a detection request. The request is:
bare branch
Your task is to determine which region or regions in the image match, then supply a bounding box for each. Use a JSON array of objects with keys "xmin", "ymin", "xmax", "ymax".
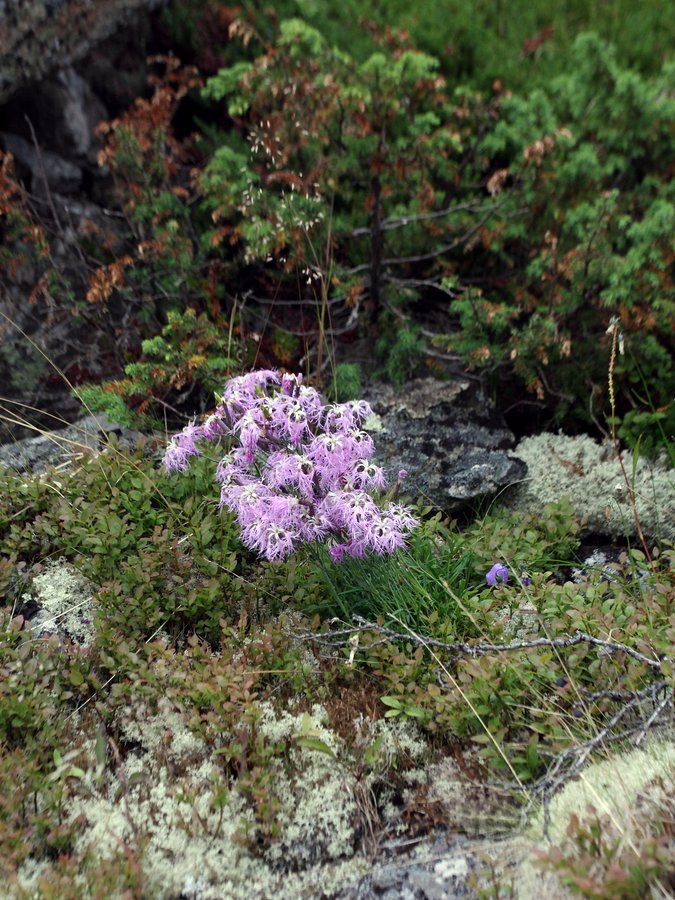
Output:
[
  {"xmin": 349, "ymin": 200, "xmax": 499, "ymax": 237},
  {"xmin": 295, "ymin": 616, "xmax": 669, "ymax": 673},
  {"xmin": 291, "ymin": 615, "xmax": 673, "ymax": 822}
]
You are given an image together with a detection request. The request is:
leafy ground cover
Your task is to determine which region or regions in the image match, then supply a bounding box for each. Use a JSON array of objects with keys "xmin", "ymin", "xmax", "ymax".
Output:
[
  {"xmin": 0, "ymin": 2, "xmax": 673, "ymax": 895},
  {"xmin": 0, "ymin": 410, "xmax": 672, "ymax": 897}
]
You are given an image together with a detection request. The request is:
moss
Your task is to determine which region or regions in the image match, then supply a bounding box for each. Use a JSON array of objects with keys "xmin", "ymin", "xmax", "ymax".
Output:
[{"xmin": 506, "ymin": 433, "xmax": 674, "ymax": 540}]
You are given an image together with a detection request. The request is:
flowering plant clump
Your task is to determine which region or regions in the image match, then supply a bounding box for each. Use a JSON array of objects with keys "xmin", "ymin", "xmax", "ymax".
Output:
[{"xmin": 163, "ymin": 369, "xmax": 418, "ymax": 562}]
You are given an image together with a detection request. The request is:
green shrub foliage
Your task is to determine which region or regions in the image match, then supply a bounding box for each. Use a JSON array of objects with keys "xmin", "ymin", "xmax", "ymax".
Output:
[
  {"xmin": 198, "ymin": 26, "xmax": 673, "ymax": 446},
  {"xmin": 462, "ymin": 35, "xmax": 674, "ymax": 437},
  {"xmin": 0, "ymin": 5, "xmax": 668, "ymax": 449}
]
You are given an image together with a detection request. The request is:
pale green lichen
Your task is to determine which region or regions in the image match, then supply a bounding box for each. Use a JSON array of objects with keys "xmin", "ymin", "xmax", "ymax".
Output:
[
  {"xmin": 22, "ymin": 702, "xmax": 434, "ymax": 898},
  {"xmin": 256, "ymin": 702, "xmax": 359, "ymax": 867},
  {"xmin": 27, "ymin": 559, "xmax": 96, "ymax": 646},
  {"xmin": 116, "ymin": 697, "xmax": 206, "ymax": 765},
  {"xmin": 13, "ymin": 859, "xmax": 50, "ymax": 898},
  {"xmin": 368, "ymin": 716, "xmax": 430, "ymax": 768},
  {"xmin": 529, "ymin": 737, "xmax": 675, "ymax": 847},
  {"xmin": 487, "ymin": 737, "xmax": 675, "ymax": 899},
  {"xmin": 506, "ymin": 433, "xmax": 674, "ymax": 539},
  {"xmin": 364, "ymin": 412, "xmax": 384, "ymax": 433},
  {"xmin": 18, "ymin": 701, "xmax": 373, "ymax": 899}
]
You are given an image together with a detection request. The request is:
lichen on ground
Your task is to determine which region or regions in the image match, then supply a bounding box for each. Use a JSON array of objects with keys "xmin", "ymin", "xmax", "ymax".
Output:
[
  {"xmin": 505, "ymin": 432, "xmax": 674, "ymax": 540},
  {"xmin": 26, "ymin": 559, "xmax": 96, "ymax": 646},
  {"xmin": 14, "ymin": 701, "xmax": 391, "ymax": 899}
]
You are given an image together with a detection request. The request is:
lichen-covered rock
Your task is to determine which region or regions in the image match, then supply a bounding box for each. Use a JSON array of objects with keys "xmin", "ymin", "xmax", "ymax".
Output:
[
  {"xmin": 508, "ymin": 737, "xmax": 675, "ymax": 899},
  {"xmin": 364, "ymin": 377, "xmax": 527, "ymax": 512},
  {"xmin": 0, "ymin": 0, "xmax": 166, "ymax": 103},
  {"xmin": 26, "ymin": 559, "xmax": 97, "ymax": 646},
  {"xmin": 503, "ymin": 432, "xmax": 674, "ymax": 540},
  {"xmin": 0, "ymin": 413, "xmax": 144, "ymax": 473},
  {"xmin": 25, "ymin": 701, "xmax": 373, "ymax": 900}
]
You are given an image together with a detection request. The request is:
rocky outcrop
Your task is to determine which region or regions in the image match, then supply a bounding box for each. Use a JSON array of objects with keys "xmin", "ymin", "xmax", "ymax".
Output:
[
  {"xmin": 0, "ymin": 3, "xmax": 160, "ymax": 444},
  {"xmin": 365, "ymin": 377, "xmax": 527, "ymax": 513},
  {"xmin": 0, "ymin": 130, "xmax": 83, "ymax": 193},
  {"xmin": 0, "ymin": 413, "xmax": 144, "ymax": 473},
  {"xmin": 0, "ymin": 0, "xmax": 167, "ymax": 104}
]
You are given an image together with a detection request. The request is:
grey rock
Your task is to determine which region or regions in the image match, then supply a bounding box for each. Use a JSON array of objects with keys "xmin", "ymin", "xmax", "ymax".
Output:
[
  {"xmin": 0, "ymin": 414, "xmax": 144, "ymax": 474},
  {"xmin": 54, "ymin": 68, "xmax": 108, "ymax": 158},
  {"xmin": 340, "ymin": 834, "xmax": 479, "ymax": 900},
  {"xmin": 0, "ymin": 130, "xmax": 82, "ymax": 194},
  {"xmin": 406, "ymin": 870, "xmax": 450, "ymax": 899},
  {"xmin": 2, "ymin": 67, "xmax": 108, "ymax": 162},
  {"xmin": 0, "ymin": 0, "xmax": 167, "ymax": 104},
  {"xmin": 365, "ymin": 378, "xmax": 527, "ymax": 512},
  {"xmin": 370, "ymin": 864, "xmax": 411, "ymax": 893}
]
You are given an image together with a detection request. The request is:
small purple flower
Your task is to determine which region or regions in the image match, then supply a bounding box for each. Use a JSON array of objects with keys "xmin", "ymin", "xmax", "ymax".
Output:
[
  {"xmin": 281, "ymin": 372, "xmax": 300, "ymax": 395},
  {"xmin": 162, "ymin": 418, "xmax": 210, "ymax": 472},
  {"xmin": 348, "ymin": 459, "xmax": 387, "ymax": 492},
  {"xmin": 398, "ymin": 469, "xmax": 408, "ymax": 480},
  {"xmin": 522, "ymin": 574, "xmax": 531, "ymax": 587},
  {"xmin": 366, "ymin": 518, "xmax": 406, "ymax": 554},
  {"xmin": 262, "ymin": 523, "xmax": 297, "ymax": 560},
  {"xmin": 486, "ymin": 563, "xmax": 509, "ymax": 586}
]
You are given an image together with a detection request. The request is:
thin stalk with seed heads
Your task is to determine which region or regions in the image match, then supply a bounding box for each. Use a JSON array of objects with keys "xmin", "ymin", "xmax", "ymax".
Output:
[{"xmin": 606, "ymin": 317, "xmax": 656, "ymax": 575}]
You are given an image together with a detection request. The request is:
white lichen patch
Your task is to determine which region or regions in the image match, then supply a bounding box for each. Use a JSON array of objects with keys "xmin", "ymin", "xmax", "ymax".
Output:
[
  {"xmin": 13, "ymin": 858, "xmax": 50, "ymax": 898},
  {"xmin": 506, "ymin": 433, "xmax": 674, "ymax": 539},
  {"xmin": 255, "ymin": 702, "xmax": 360, "ymax": 867},
  {"xmin": 116, "ymin": 697, "xmax": 206, "ymax": 765},
  {"xmin": 22, "ymin": 701, "xmax": 371, "ymax": 900},
  {"xmin": 368, "ymin": 716, "xmax": 431, "ymax": 768},
  {"xmin": 529, "ymin": 737, "xmax": 675, "ymax": 847},
  {"xmin": 354, "ymin": 717, "xmax": 434, "ymax": 834},
  {"xmin": 27, "ymin": 558, "xmax": 96, "ymax": 646},
  {"xmin": 364, "ymin": 412, "xmax": 384, "ymax": 433}
]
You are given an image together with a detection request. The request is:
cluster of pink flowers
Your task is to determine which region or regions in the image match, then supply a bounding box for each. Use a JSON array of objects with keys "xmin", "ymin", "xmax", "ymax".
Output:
[{"xmin": 163, "ymin": 369, "xmax": 418, "ymax": 562}]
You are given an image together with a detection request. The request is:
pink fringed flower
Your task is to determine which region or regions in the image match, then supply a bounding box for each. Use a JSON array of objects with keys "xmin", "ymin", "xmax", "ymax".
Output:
[{"xmin": 163, "ymin": 369, "xmax": 418, "ymax": 562}]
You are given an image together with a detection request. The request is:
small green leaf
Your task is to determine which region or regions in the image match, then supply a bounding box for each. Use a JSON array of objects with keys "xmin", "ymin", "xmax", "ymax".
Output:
[
  {"xmin": 296, "ymin": 737, "xmax": 336, "ymax": 757},
  {"xmin": 95, "ymin": 728, "xmax": 106, "ymax": 768},
  {"xmin": 69, "ymin": 669, "xmax": 84, "ymax": 687},
  {"xmin": 527, "ymin": 737, "xmax": 539, "ymax": 773},
  {"xmin": 380, "ymin": 696, "xmax": 402, "ymax": 709}
]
